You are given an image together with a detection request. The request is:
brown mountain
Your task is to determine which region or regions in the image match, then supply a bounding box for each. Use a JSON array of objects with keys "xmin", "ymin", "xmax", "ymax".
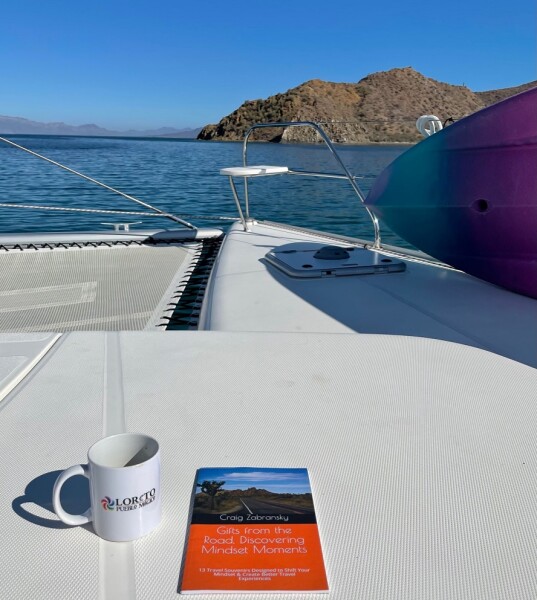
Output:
[{"xmin": 198, "ymin": 67, "xmax": 535, "ymax": 144}]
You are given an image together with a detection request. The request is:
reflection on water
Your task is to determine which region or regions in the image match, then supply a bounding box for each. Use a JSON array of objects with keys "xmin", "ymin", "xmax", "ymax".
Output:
[{"xmin": 0, "ymin": 135, "xmax": 411, "ymax": 247}]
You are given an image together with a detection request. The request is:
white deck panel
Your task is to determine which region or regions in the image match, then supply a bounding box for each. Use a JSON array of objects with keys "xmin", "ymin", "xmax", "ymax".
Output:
[
  {"xmin": 201, "ymin": 222, "xmax": 537, "ymax": 367},
  {"xmin": 0, "ymin": 334, "xmax": 104, "ymax": 600},
  {"xmin": 1, "ymin": 331, "xmax": 537, "ymax": 598},
  {"xmin": 0, "ymin": 333, "xmax": 60, "ymax": 401}
]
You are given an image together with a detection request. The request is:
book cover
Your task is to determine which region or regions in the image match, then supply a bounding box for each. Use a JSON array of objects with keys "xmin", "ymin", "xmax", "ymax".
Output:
[{"xmin": 180, "ymin": 467, "xmax": 328, "ymax": 594}]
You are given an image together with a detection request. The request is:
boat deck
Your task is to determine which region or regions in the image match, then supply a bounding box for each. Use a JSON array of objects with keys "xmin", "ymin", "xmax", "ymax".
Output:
[
  {"xmin": 1, "ymin": 330, "xmax": 536, "ymax": 599},
  {"xmin": 201, "ymin": 221, "xmax": 537, "ymax": 367}
]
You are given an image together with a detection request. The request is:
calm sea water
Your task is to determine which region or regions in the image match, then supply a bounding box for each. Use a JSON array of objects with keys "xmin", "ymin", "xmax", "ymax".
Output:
[{"xmin": 0, "ymin": 135, "xmax": 410, "ymax": 247}]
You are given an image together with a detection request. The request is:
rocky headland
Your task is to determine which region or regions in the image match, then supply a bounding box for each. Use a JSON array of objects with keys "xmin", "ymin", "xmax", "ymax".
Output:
[{"xmin": 198, "ymin": 67, "xmax": 535, "ymax": 144}]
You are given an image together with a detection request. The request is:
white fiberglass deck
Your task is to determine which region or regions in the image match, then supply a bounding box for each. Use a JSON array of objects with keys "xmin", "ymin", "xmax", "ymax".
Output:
[
  {"xmin": 1, "ymin": 331, "xmax": 536, "ymax": 599},
  {"xmin": 201, "ymin": 221, "xmax": 537, "ymax": 368}
]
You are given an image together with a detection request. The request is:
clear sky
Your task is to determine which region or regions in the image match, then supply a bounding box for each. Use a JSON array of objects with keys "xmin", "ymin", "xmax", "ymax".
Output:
[
  {"xmin": 1, "ymin": 0, "xmax": 535, "ymax": 130},
  {"xmin": 197, "ymin": 468, "xmax": 312, "ymax": 494}
]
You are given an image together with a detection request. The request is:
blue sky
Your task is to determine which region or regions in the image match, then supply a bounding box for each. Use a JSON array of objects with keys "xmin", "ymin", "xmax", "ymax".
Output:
[
  {"xmin": 1, "ymin": 0, "xmax": 534, "ymax": 130},
  {"xmin": 197, "ymin": 468, "xmax": 312, "ymax": 494}
]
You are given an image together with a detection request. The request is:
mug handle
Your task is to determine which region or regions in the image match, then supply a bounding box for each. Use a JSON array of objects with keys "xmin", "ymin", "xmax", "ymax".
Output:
[{"xmin": 53, "ymin": 464, "xmax": 93, "ymax": 526}]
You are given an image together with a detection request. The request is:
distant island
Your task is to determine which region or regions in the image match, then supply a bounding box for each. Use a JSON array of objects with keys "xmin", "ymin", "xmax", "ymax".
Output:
[
  {"xmin": 0, "ymin": 117, "xmax": 202, "ymax": 139},
  {"xmin": 198, "ymin": 67, "xmax": 536, "ymax": 144}
]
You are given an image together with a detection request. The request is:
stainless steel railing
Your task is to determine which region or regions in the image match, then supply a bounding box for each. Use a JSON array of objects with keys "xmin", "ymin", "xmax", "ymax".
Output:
[{"xmin": 240, "ymin": 121, "xmax": 381, "ymax": 248}]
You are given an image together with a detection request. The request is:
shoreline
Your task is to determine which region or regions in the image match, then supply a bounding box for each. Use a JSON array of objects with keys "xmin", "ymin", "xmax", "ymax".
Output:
[{"xmin": 1, "ymin": 132, "xmax": 416, "ymax": 146}]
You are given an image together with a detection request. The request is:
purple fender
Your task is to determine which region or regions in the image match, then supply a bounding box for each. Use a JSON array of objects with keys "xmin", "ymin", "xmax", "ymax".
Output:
[{"xmin": 365, "ymin": 87, "xmax": 537, "ymax": 298}]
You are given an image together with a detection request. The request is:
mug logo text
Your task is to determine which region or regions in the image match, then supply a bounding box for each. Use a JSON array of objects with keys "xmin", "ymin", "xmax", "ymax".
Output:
[{"xmin": 101, "ymin": 488, "xmax": 156, "ymax": 511}]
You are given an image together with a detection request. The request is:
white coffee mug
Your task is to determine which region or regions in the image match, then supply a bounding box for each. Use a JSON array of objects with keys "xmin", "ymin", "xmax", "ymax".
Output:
[{"xmin": 53, "ymin": 433, "xmax": 161, "ymax": 542}]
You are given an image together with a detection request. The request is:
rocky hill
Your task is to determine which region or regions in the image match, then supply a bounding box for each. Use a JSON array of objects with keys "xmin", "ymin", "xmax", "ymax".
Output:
[{"xmin": 198, "ymin": 67, "xmax": 535, "ymax": 144}]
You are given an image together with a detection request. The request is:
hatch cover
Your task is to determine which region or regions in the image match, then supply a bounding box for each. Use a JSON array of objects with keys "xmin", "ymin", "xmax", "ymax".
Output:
[{"xmin": 265, "ymin": 244, "xmax": 406, "ymax": 279}]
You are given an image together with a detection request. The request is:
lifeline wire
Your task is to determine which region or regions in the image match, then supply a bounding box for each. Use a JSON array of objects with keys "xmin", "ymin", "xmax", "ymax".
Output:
[
  {"xmin": 0, "ymin": 136, "xmax": 195, "ymax": 229},
  {"xmin": 0, "ymin": 202, "xmax": 239, "ymax": 221}
]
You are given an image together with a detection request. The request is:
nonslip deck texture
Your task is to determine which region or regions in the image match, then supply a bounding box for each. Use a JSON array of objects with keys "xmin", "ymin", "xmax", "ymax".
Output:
[{"xmin": 1, "ymin": 332, "xmax": 537, "ymax": 599}]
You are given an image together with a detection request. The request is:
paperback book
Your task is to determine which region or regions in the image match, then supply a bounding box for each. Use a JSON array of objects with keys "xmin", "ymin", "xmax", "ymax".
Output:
[{"xmin": 180, "ymin": 467, "xmax": 328, "ymax": 594}]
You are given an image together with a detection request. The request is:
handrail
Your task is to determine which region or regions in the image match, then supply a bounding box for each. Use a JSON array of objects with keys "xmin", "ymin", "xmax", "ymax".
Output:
[
  {"xmin": 287, "ymin": 169, "xmax": 364, "ymax": 180},
  {"xmin": 242, "ymin": 121, "xmax": 381, "ymax": 248}
]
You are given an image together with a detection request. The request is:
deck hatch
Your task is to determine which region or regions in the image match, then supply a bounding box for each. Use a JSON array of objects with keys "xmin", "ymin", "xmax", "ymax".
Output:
[{"xmin": 265, "ymin": 244, "xmax": 406, "ymax": 278}]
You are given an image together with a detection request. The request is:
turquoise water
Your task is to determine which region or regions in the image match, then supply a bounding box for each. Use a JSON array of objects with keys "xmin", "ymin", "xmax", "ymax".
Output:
[{"xmin": 0, "ymin": 135, "xmax": 410, "ymax": 246}]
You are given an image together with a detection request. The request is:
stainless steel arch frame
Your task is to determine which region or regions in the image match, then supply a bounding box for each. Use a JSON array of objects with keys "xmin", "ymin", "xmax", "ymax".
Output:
[{"xmin": 241, "ymin": 121, "xmax": 381, "ymax": 248}]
